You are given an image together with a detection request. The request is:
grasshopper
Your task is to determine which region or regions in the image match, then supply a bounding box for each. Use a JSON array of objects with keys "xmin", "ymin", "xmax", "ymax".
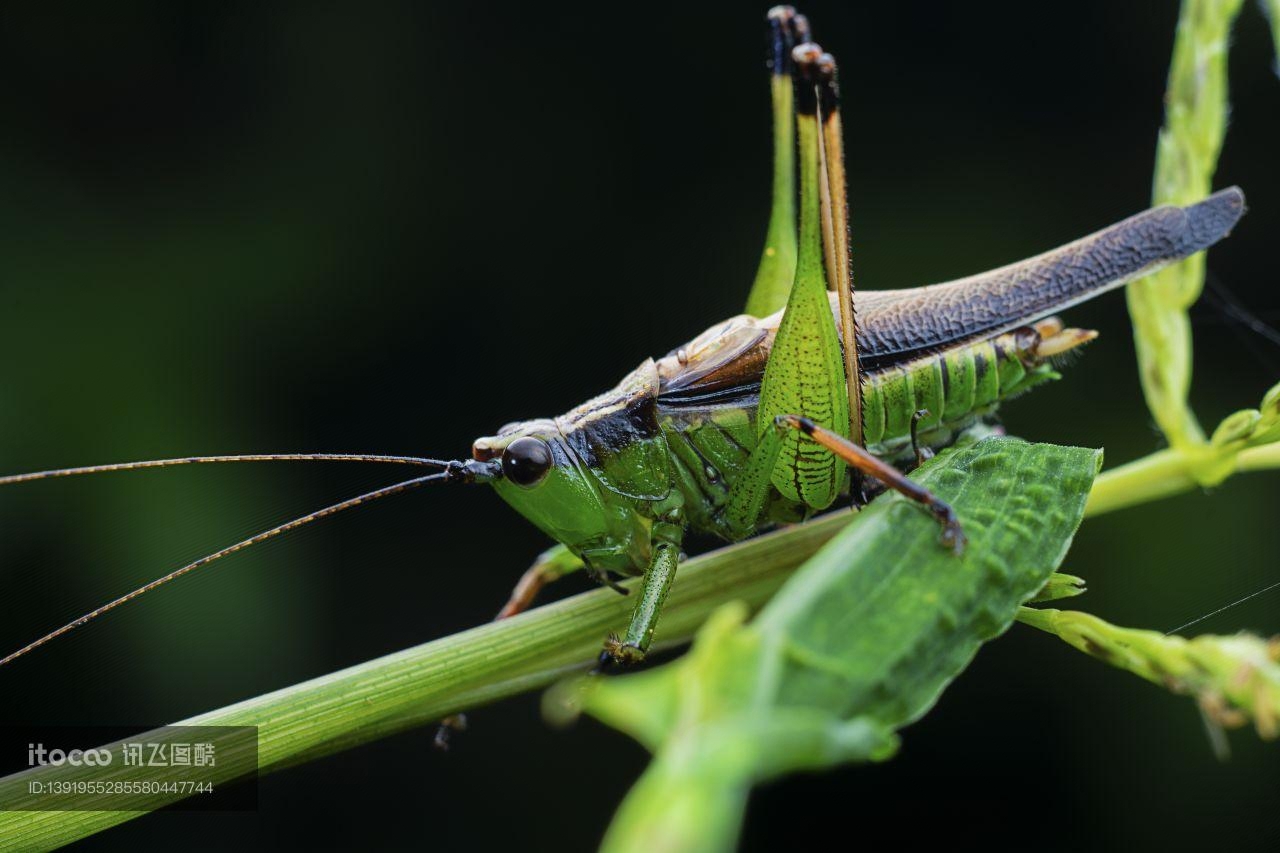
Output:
[{"xmin": 0, "ymin": 7, "xmax": 1245, "ymax": 692}]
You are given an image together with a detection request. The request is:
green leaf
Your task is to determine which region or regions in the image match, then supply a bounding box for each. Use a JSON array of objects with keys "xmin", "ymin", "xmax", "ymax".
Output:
[{"xmin": 569, "ymin": 438, "xmax": 1101, "ymax": 853}]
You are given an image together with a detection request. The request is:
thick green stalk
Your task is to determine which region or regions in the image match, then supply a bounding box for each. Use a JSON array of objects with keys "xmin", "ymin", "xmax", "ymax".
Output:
[
  {"xmin": 0, "ymin": 514, "xmax": 848, "ymax": 851},
  {"xmin": 1088, "ymin": 443, "xmax": 1280, "ymax": 516},
  {"xmin": 1087, "ymin": 381, "xmax": 1280, "ymax": 516},
  {"xmin": 1126, "ymin": 0, "xmax": 1244, "ymax": 451}
]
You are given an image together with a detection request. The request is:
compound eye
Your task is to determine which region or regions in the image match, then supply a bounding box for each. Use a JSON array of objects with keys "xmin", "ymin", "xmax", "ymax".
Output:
[{"xmin": 501, "ymin": 437, "xmax": 553, "ymax": 487}]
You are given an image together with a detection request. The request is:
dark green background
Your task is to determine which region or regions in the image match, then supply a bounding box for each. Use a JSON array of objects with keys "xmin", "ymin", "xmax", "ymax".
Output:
[{"xmin": 1, "ymin": 2, "xmax": 1278, "ymax": 850}]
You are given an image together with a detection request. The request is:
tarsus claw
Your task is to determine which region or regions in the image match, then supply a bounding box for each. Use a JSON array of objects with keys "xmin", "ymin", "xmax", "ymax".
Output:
[{"xmin": 933, "ymin": 503, "xmax": 966, "ymax": 555}]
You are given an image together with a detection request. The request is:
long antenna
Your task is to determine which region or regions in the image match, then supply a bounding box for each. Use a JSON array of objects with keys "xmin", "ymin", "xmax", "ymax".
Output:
[
  {"xmin": 0, "ymin": 471, "xmax": 448, "ymax": 667},
  {"xmin": 0, "ymin": 454, "xmax": 451, "ymax": 486}
]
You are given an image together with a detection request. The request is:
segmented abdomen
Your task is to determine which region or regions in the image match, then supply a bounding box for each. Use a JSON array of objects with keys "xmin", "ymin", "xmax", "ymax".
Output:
[{"xmin": 861, "ymin": 326, "xmax": 1058, "ymax": 461}]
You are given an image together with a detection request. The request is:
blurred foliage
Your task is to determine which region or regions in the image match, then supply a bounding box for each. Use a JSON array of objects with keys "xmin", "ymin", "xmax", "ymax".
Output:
[
  {"xmin": 1270, "ymin": 0, "xmax": 1280, "ymax": 75},
  {"xmin": 1020, "ymin": 607, "xmax": 1280, "ymax": 745}
]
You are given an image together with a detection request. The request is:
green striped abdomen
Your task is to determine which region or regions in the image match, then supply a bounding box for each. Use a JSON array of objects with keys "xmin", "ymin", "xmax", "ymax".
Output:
[{"xmin": 861, "ymin": 326, "xmax": 1059, "ymax": 462}]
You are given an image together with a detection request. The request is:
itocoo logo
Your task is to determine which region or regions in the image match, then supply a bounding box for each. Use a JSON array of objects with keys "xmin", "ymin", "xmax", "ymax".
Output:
[{"xmin": 27, "ymin": 743, "xmax": 113, "ymax": 767}]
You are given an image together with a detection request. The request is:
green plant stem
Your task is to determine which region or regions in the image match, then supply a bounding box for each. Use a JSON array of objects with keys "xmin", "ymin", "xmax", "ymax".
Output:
[
  {"xmin": 1016, "ymin": 606, "xmax": 1280, "ymax": 739},
  {"xmin": 1086, "ymin": 442, "xmax": 1280, "ymax": 517},
  {"xmin": 1126, "ymin": 0, "xmax": 1244, "ymax": 450},
  {"xmin": 0, "ymin": 513, "xmax": 847, "ymax": 850},
  {"xmin": 1093, "ymin": 0, "xmax": 1280, "ymax": 520}
]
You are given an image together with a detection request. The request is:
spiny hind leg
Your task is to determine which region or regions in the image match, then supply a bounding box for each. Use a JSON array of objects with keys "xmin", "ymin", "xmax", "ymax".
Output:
[
  {"xmin": 778, "ymin": 414, "xmax": 965, "ymax": 553},
  {"xmin": 754, "ymin": 40, "xmax": 862, "ymax": 512},
  {"xmin": 743, "ymin": 6, "xmax": 806, "ymax": 317},
  {"xmin": 433, "ymin": 544, "xmax": 584, "ymax": 750}
]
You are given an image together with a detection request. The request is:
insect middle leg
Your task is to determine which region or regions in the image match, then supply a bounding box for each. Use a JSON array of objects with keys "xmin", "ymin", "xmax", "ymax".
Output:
[
  {"xmin": 598, "ymin": 495, "xmax": 686, "ymax": 668},
  {"xmin": 494, "ymin": 543, "xmax": 585, "ymax": 619}
]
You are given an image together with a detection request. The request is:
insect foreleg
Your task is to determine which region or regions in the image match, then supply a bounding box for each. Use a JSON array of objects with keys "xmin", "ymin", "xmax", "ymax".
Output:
[
  {"xmin": 600, "ymin": 503, "xmax": 685, "ymax": 667},
  {"xmin": 494, "ymin": 544, "xmax": 585, "ymax": 619},
  {"xmin": 778, "ymin": 415, "xmax": 965, "ymax": 554}
]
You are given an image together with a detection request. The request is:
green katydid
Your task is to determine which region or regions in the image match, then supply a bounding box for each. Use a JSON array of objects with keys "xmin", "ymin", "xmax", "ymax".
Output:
[{"xmin": 0, "ymin": 5, "xmax": 1246, "ymax": 706}]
